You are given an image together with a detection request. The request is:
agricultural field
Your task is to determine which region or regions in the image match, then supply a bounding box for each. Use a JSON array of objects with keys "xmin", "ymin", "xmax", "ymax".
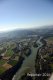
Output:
[
  {"xmin": 45, "ymin": 37, "xmax": 53, "ymax": 44},
  {"xmin": 8, "ymin": 60, "xmax": 18, "ymax": 66},
  {"xmin": 0, "ymin": 41, "xmax": 20, "ymax": 75},
  {"xmin": 0, "ymin": 66, "xmax": 6, "ymax": 75},
  {"xmin": 5, "ymin": 48, "xmax": 14, "ymax": 57},
  {"xmin": 0, "ymin": 59, "xmax": 6, "ymax": 65}
]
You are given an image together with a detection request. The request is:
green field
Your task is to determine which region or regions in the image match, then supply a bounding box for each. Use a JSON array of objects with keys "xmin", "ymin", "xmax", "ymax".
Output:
[
  {"xmin": 5, "ymin": 48, "xmax": 14, "ymax": 57},
  {"xmin": 46, "ymin": 37, "xmax": 53, "ymax": 41},
  {"xmin": 0, "ymin": 59, "xmax": 6, "ymax": 65},
  {"xmin": 8, "ymin": 60, "xmax": 18, "ymax": 66},
  {"xmin": 0, "ymin": 66, "xmax": 6, "ymax": 74}
]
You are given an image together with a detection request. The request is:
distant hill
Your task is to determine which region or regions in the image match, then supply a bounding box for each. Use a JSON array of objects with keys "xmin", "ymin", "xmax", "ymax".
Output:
[{"xmin": 0, "ymin": 26, "xmax": 53, "ymax": 39}]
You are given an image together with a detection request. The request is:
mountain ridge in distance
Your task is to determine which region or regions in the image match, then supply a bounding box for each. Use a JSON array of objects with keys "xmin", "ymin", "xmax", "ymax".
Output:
[{"xmin": 0, "ymin": 25, "xmax": 53, "ymax": 39}]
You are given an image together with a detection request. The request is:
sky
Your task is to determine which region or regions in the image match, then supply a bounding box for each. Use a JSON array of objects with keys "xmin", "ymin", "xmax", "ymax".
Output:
[{"xmin": 0, "ymin": 0, "xmax": 53, "ymax": 32}]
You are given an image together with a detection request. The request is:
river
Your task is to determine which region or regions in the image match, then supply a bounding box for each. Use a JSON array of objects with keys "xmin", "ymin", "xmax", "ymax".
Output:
[{"xmin": 12, "ymin": 37, "xmax": 43, "ymax": 80}]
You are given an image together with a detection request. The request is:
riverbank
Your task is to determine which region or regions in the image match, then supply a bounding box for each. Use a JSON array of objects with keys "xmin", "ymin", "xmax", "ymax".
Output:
[{"xmin": 35, "ymin": 37, "xmax": 53, "ymax": 80}]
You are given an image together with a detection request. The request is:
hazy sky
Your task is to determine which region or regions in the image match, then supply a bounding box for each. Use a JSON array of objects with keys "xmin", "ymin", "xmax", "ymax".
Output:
[{"xmin": 0, "ymin": 0, "xmax": 53, "ymax": 31}]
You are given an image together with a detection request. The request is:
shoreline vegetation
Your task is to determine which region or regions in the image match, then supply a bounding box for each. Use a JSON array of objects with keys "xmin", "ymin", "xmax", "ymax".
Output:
[{"xmin": 35, "ymin": 36, "xmax": 53, "ymax": 80}]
